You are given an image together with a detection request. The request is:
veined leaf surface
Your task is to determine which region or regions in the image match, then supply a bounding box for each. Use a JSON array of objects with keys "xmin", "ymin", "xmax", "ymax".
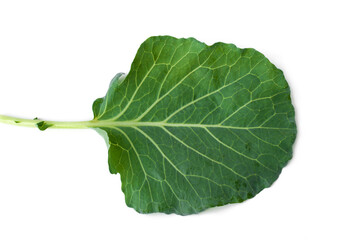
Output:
[{"xmin": 92, "ymin": 36, "xmax": 296, "ymax": 215}]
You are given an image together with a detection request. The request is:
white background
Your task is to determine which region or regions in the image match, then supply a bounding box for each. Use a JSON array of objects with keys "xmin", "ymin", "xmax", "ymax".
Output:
[{"xmin": 0, "ymin": 0, "xmax": 360, "ymax": 239}]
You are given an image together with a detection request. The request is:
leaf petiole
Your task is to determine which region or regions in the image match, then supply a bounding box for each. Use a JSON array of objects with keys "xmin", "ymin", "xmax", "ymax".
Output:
[{"xmin": 0, "ymin": 115, "xmax": 92, "ymax": 130}]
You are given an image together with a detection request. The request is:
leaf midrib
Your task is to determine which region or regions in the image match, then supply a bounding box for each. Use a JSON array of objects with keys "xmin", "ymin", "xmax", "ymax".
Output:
[{"xmin": 90, "ymin": 120, "xmax": 294, "ymax": 130}]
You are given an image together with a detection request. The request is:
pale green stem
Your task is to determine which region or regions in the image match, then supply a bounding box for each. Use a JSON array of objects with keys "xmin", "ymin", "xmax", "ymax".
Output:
[
  {"xmin": 0, "ymin": 115, "xmax": 94, "ymax": 129},
  {"xmin": 1, "ymin": 114, "xmax": 289, "ymax": 130}
]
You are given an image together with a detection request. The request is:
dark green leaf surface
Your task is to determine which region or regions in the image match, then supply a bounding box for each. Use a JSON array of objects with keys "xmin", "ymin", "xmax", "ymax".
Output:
[{"xmin": 92, "ymin": 36, "xmax": 296, "ymax": 215}]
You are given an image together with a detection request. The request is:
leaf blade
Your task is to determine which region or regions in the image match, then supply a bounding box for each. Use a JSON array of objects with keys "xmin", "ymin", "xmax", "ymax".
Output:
[{"xmin": 93, "ymin": 36, "xmax": 297, "ymax": 215}]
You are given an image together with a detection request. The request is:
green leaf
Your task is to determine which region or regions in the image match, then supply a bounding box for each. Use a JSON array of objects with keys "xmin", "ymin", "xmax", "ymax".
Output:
[
  {"xmin": 36, "ymin": 121, "xmax": 54, "ymax": 131},
  {"xmin": 92, "ymin": 36, "xmax": 296, "ymax": 215}
]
